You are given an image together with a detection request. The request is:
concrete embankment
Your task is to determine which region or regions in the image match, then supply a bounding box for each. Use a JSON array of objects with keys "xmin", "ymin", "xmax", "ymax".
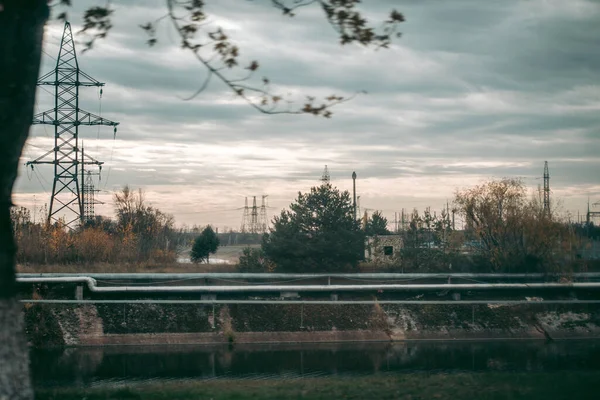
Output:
[{"xmin": 22, "ymin": 302, "xmax": 600, "ymax": 348}]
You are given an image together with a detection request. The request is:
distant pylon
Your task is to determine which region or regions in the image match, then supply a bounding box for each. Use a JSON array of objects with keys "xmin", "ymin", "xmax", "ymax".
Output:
[
  {"xmin": 241, "ymin": 197, "xmax": 250, "ymax": 232},
  {"xmin": 82, "ymin": 172, "xmax": 96, "ymax": 222},
  {"xmin": 81, "ymin": 145, "xmax": 103, "ymax": 223},
  {"xmin": 543, "ymin": 161, "xmax": 550, "ymax": 216},
  {"xmin": 321, "ymin": 165, "xmax": 330, "ymax": 183},
  {"xmin": 259, "ymin": 195, "xmax": 269, "ymax": 233},
  {"xmin": 241, "ymin": 196, "xmax": 268, "ymax": 233},
  {"xmin": 250, "ymin": 196, "xmax": 259, "ymax": 233}
]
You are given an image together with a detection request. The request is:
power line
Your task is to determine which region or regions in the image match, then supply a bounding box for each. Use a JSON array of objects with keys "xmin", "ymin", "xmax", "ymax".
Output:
[
  {"xmin": 96, "ymin": 87, "xmax": 102, "ymax": 154},
  {"xmin": 25, "ymin": 141, "xmax": 47, "ymax": 150},
  {"xmin": 32, "ymin": 168, "xmax": 49, "ymax": 195},
  {"xmin": 176, "ymin": 208, "xmax": 245, "ymax": 215},
  {"xmin": 38, "ymin": 85, "xmax": 54, "ymax": 97},
  {"xmin": 41, "ymin": 48, "xmax": 56, "ymax": 61},
  {"xmin": 35, "ymin": 166, "xmax": 52, "ymax": 188}
]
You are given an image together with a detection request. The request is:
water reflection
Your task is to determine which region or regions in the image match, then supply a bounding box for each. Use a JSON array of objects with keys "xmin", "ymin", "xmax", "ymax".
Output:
[{"xmin": 31, "ymin": 340, "xmax": 600, "ymax": 388}]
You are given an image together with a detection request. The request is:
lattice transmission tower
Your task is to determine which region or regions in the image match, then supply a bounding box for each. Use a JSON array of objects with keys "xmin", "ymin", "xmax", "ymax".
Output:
[
  {"xmin": 543, "ymin": 161, "xmax": 550, "ymax": 216},
  {"xmin": 259, "ymin": 195, "xmax": 269, "ymax": 233},
  {"xmin": 250, "ymin": 196, "xmax": 259, "ymax": 233},
  {"xmin": 241, "ymin": 195, "xmax": 269, "ymax": 233},
  {"xmin": 26, "ymin": 22, "xmax": 119, "ymax": 228},
  {"xmin": 587, "ymin": 199, "xmax": 600, "ymax": 230},
  {"xmin": 241, "ymin": 197, "xmax": 250, "ymax": 232},
  {"xmin": 81, "ymin": 145, "xmax": 104, "ymax": 223},
  {"xmin": 321, "ymin": 165, "xmax": 330, "ymax": 183}
]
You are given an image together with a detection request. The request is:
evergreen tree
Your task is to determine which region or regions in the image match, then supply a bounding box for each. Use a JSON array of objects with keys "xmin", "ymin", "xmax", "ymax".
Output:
[
  {"xmin": 191, "ymin": 226, "xmax": 220, "ymax": 263},
  {"xmin": 263, "ymin": 184, "xmax": 364, "ymax": 272},
  {"xmin": 366, "ymin": 211, "xmax": 390, "ymax": 236}
]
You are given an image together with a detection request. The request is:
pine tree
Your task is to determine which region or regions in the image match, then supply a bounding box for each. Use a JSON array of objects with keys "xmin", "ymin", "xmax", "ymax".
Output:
[
  {"xmin": 263, "ymin": 184, "xmax": 364, "ymax": 272},
  {"xmin": 191, "ymin": 226, "xmax": 220, "ymax": 263}
]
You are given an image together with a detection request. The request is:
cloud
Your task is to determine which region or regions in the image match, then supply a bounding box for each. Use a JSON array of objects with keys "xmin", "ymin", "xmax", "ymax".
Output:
[{"xmin": 15, "ymin": 0, "xmax": 600, "ymax": 228}]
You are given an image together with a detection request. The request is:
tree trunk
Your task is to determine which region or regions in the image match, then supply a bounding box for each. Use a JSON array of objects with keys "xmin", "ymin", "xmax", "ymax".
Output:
[{"xmin": 0, "ymin": 1, "xmax": 49, "ymax": 399}]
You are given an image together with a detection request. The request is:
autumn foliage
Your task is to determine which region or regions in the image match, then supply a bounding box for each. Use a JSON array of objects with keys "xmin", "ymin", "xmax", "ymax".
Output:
[
  {"xmin": 454, "ymin": 178, "xmax": 575, "ymax": 273},
  {"xmin": 11, "ymin": 186, "xmax": 179, "ymax": 265}
]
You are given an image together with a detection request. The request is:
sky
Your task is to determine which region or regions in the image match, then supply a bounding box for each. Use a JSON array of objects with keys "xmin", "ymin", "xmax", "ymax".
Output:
[{"xmin": 14, "ymin": 0, "xmax": 600, "ymax": 230}]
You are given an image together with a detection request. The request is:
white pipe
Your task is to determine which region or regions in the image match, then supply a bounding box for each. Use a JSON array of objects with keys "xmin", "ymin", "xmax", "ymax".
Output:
[
  {"xmin": 89, "ymin": 283, "xmax": 599, "ymax": 293},
  {"xmin": 16, "ymin": 277, "xmax": 600, "ymax": 293},
  {"xmin": 17, "ymin": 272, "xmax": 600, "ymax": 280},
  {"xmin": 18, "ymin": 277, "xmax": 96, "ymax": 287}
]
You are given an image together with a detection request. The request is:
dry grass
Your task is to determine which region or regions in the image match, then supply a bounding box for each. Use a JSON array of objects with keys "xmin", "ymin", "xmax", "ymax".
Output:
[
  {"xmin": 17, "ymin": 262, "xmax": 238, "ymax": 274},
  {"xmin": 16, "ymin": 245, "xmax": 261, "ymax": 274}
]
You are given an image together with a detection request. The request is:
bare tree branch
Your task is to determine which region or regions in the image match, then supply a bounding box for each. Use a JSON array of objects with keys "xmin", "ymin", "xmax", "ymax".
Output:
[
  {"xmin": 178, "ymin": 71, "xmax": 213, "ymax": 101},
  {"xmin": 65, "ymin": 0, "xmax": 404, "ymax": 117}
]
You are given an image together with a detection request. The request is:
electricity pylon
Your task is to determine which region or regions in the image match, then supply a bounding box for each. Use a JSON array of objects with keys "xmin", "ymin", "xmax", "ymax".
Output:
[
  {"xmin": 321, "ymin": 165, "xmax": 330, "ymax": 183},
  {"xmin": 27, "ymin": 21, "xmax": 119, "ymax": 228},
  {"xmin": 250, "ymin": 196, "xmax": 259, "ymax": 233},
  {"xmin": 241, "ymin": 197, "xmax": 249, "ymax": 232},
  {"xmin": 259, "ymin": 195, "xmax": 269, "ymax": 233},
  {"xmin": 543, "ymin": 161, "xmax": 550, "ymax": 216},
  {"xmin": 81, "ymin": 145, "xmax": 104, "ymax": 223}
]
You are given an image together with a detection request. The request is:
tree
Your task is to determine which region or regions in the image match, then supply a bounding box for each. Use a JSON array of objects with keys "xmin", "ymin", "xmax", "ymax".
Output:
[
  {"xmin": 454, "ymin": 178, "xmax": 566, "ymax": 272},
  {"xmin": 114, "ymin": 186, "xmax": 176, "ymax": 260},
  {"xmin": 237, "ymin": 247, "xmax": 270, "ymax": 273},
  {"xmin": 399, "ymin": 208, "xmax": 456, "ymax": 272},
  {"xmin": 263, "ymin": 184, "xmax": 364, "ymax": 272},
  {"xmin": 366, "ymin": 211, "xmax": 390, "ymax": 236},
  {"xmin": 0, "ymin": 2, "xmax": 403, "ymax": 398},
  {"xmin": 191, "ymin": 226, "xmax": 220, "ymax": 263},
  {"xmin": 1, "ymin": 3, "xmax": 48, "ymax": 397}
]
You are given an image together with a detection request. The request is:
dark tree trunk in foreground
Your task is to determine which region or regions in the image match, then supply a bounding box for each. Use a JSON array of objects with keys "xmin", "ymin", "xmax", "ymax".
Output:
[{"xmin": 0, "ymin": 1, "xmax": 49, "ymax": 398}]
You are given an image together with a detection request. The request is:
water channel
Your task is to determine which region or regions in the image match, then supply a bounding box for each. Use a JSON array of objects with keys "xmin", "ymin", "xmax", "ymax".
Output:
[{"xmin": 31, "ymin": 340, "xmax": 600, "ymax": 389}]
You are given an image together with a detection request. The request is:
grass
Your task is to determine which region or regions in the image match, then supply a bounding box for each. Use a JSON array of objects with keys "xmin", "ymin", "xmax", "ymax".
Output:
[
  {"xmin": 214, "ymin": 245, "xmax": 260, "ymax": 263},
  {"xmin": 35, "ymin": 372, "xmax": 600, "ymax": 400},
  {"xmin": 17, "ymin": 262, "xmax": 238, "ymax": 274},
  {"xmin": 16, "ymin": 245, "xmax": 259, "ymax": 273}
]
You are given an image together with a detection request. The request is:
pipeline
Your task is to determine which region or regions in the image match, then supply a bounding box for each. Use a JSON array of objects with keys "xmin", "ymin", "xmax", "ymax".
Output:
[
  {"xmin": 16, "ymin": 272, "xmax": 600, "ymax": 280},
  {"xmin": 16, "ymin": 276, "xmax": 600, "ymax": 293}
]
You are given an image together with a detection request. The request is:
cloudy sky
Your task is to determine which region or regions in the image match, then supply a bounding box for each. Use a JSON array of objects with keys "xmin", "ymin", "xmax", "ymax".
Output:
[{"xmin": 15, "ymin": 0, "xmax": 600, "ymax": 230}]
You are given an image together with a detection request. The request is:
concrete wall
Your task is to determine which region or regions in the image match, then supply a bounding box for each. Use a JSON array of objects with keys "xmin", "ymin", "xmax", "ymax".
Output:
[
  {"xmin": 23, "ymin": 302, "xmax": 600, "ymax": 348},
  {"xmin": 366, "ymin": 235, "xmax": 403, "ymax": 264}
]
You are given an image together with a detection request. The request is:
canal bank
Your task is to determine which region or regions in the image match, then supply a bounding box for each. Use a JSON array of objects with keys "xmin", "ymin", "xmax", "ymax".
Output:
[
  {"xmin": 23, "ymin": 302, "xmax": 600, "ymax": 347},
  {"xmin": 34, "ymin": 372, "xmax": 600, "ymax": 400}
]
